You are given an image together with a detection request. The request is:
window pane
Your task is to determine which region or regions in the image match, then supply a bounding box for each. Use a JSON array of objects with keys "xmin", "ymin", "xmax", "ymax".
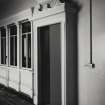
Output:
[
  {"xmin": 1, "ymin": 38, "xmax": 6, "ymax": 64},
  {"xmin": 22, "ymin": 35, "xmax": 26, "ymax": 67},
  {"xmin": 10, "ymin": 37, "xmax": 14, "ymax": 65},
  {"xmin": 1, "ymin": 27, "xmax": 6, "ymax": 64},
  {"xmin": 22, "ymin": 22, "xmax": 31, "ymax": 33},
  {"xmin": 28, "ymin": 34, "xmax": 31, "ymax": 68},
  {"xmin": 15, "ymin": 36, "xmax": 17, "ymax": 66},
  {"xmin": 10, "ymin": 36, "xmax": 17, "ymax": 66},
  {"xmin": 10, "ymin": 25, "xmax": 17, "ymax": 35},
  {"xmin": 1, "ymin": 27, "xmax": 6, "ymax": 37}
]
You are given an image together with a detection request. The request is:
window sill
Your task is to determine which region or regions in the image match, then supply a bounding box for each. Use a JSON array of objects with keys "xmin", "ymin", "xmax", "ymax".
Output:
[
  {"xmin": 20, "ymin": 68, "xmax": 32, "ymax": 71},
  {"xmin": 8, "ymin": 65, "xmax": 17, "ymax": 68}
]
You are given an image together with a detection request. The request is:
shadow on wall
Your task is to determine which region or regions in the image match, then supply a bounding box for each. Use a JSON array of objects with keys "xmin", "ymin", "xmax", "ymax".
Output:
[{"xmin": 65, "ymin": 1, "xmax": 81, "ymax": 105}]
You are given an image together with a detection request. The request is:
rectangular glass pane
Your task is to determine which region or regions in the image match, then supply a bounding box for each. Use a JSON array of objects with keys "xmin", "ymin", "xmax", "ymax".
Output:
[
  {"xmin": 22, "ymin": 22, "xmax": 31, "ymax": 33},
  {"xmin": 15, "ymin": 36, "xmax": 17, "ymax": 66},
  {"xmin": 1, "ymin": 38, "xmax": 6, "ymax": 64},
  {"xmin": 1, "ymin": 27, "xmax": 6, "ymax": 37},
  {"xmin": 10, "ymin": 37, "xmax": 14, "ymax": 65},
  {"xmin": 10, "ymin": 25, "xmax": 17, "ymax": 35},
  {"xmin": 28, "ymin": 34, "xmax": 31, "ymax": 68},
  {"xmin": 22, "ymin": 35, "xmax": 26, "ymax": 67},
  {"xmin": 10, "ymin": 36, "xmax": 17, "ymax": 66}
]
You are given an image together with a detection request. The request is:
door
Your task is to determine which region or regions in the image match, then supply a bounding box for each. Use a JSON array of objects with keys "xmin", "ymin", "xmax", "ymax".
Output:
[
  {"xmin": 34, "ymin": 13, "xmax": 66, "ymax": 105},
  {"xmin": 38, "ymin": 23, "xmax": 61, "ymax": 105}
]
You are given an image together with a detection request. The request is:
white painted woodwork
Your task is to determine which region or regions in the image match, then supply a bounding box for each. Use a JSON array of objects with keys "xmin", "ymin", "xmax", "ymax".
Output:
[
  {"xmin": 0, "ymin": 2, "xmax": 66, "ymax": 105},
  {"xmin": 33, "ymin": 12, "xmax": 65, "ymax": 105}
]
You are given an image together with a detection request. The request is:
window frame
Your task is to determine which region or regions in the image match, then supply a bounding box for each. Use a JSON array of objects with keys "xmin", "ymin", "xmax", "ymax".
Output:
[{"xmin": 20, "ymin": 20, "xmax": 32, "ymax": 69}]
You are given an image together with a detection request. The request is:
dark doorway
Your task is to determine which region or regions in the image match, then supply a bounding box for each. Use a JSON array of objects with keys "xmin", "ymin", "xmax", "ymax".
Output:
[{"xmin": 38, "ymin": 23, "xmax": 61, "ymax": 105}]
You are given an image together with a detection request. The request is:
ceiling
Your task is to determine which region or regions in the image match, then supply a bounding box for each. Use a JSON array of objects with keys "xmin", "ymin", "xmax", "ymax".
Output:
[
  {"xmin": 0, "ymin": 0, "xmax": 34, "ymax": 19},
  {"xmin": 0, "ymin": 0, "xmax": 7, "ymax": 4}
]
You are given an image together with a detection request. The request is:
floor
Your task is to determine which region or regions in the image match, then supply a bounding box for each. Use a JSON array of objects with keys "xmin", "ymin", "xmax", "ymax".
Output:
[{"xmin": 0, "ymin": 84, "xmax": 34, "ymax": 105}]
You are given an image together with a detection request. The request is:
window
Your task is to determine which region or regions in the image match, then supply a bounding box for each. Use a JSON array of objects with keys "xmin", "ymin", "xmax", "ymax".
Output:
[
  {"xmin": 0, "ymin": 27, "xmax": 6, "ymax": 64},
  {"xmin": 9, "ymin": 24, "xmax": 17, "ymax": 66},
  {"xmin": 21, "ymin": 21, "xmax": 31, "ymax": 68}
]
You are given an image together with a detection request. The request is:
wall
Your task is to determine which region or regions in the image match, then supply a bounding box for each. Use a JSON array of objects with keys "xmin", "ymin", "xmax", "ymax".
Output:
[
  {"xmin": 78, "ymin": 0, "xmax": 105, "ymax": 105},
  {"xmin": 0, "ymin": 67, "xmax": 33, "ymax": 97}
]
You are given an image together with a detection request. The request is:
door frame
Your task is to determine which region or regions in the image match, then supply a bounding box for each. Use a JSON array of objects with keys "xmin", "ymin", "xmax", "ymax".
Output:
[{"xmin": 34, "ymin": 12, "xmax": 66, "ymax": 105}]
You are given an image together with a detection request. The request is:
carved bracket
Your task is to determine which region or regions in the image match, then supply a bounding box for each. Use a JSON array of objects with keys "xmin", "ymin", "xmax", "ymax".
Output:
[{"xmin": 34, "ymin": 0, "xmax": 64, "ymax": 11}]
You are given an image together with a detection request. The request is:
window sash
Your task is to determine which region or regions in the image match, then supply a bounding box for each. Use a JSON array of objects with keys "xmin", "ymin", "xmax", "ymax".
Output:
[
  {"xmin": 9, "ymin": 25, "xmax": 17, "ymax": 66},
  {"xmin": 21, "ymin": 21, "xmax": 31, "ymax": 68},
  {"xmin": 10, "ymin": 36, "xmax": 17, "ymax": 66}
]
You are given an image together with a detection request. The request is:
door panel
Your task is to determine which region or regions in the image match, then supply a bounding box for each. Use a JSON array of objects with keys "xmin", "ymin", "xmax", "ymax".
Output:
[
  {"xmin": 38, "ymin": 23, "xmax": 61, "ymax": 105},
  {"xmin": 38, "ymin": 26, "xmax": 50, "ymax": 105}
]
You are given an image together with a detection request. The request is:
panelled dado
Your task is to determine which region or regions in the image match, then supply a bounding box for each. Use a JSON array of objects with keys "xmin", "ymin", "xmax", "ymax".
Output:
[{"xmin": 0, "ymin": 0, "xmax": 65, "ymax": 105}]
